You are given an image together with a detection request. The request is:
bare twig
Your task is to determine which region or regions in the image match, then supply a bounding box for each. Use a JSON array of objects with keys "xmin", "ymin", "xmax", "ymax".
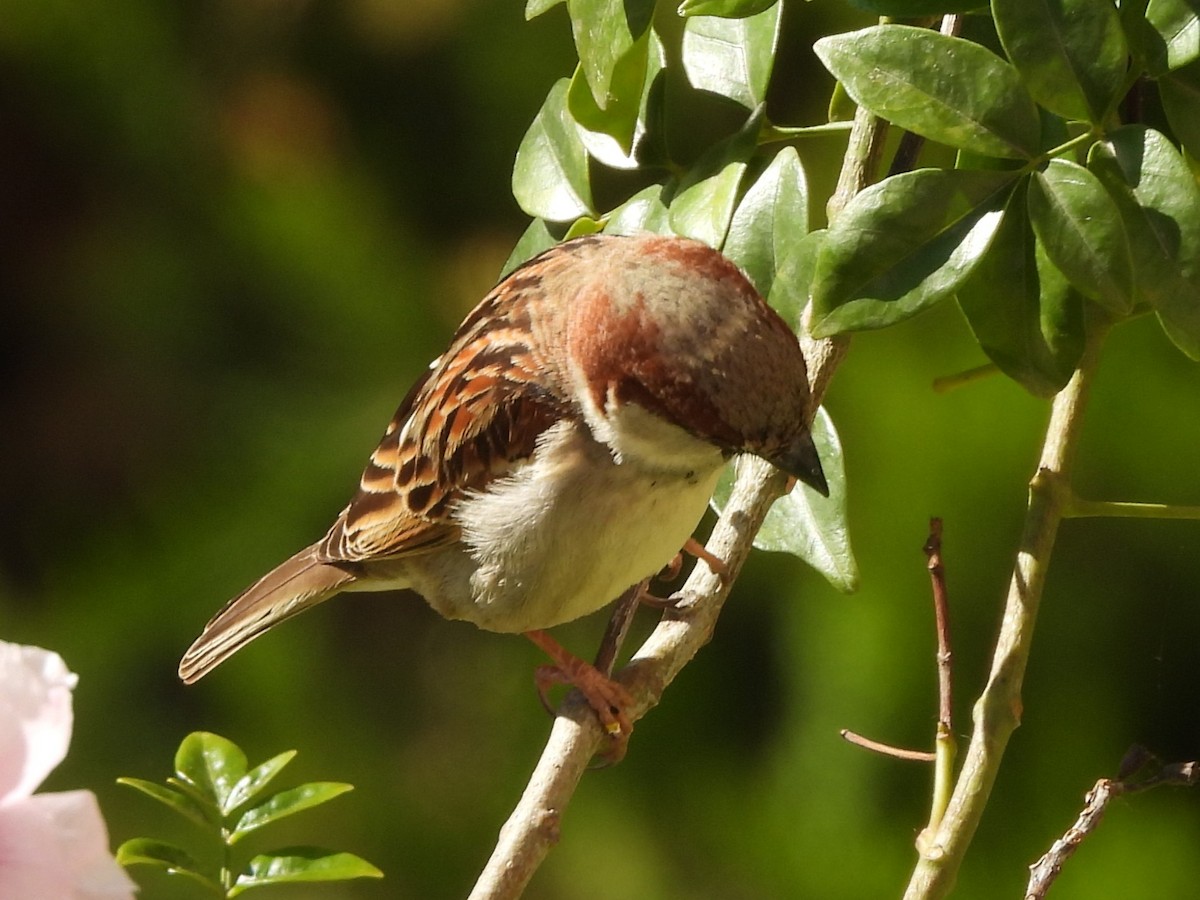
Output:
[
  {"xmin": 924, "ymin": 519, "xmax": 953, "ymax": 734},
  {"xmin": 917, "ymin": 518, "xmax": 958, "ymax": 855},
  {"xmin": 1025, "ymin": 747, "xmax": 1199, "ymax": 899},
  {"xmin": 841, "ymin": 729, "xmax": 936, "ymax": 762}
]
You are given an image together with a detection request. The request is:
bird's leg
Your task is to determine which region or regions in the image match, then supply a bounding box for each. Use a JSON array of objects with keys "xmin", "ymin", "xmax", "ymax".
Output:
[{"xmin": 526, "ymin": 629, "xmax": 634, "ymax": 748}]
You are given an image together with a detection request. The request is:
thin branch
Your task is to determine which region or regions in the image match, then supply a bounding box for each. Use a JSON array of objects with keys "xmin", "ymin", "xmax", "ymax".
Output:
[
  {"xmin": 916, "ymin": 518, "xmax": 958, "ymax": 855},
  {"xmin": 924, "ymin": 518, "xmax": 953, "ymax": 734},
  {"xmin": 903, "ymin": 320, "xmax": 1111, "ymax": 898},
  {"xmin": 1025, "ymin": 748, "xmax": 1199, "ymax": 899},
  {"xmin": 841, "ymin": 518, "xmax": 958, "ymax": 774},
  {"xmin": 841, "ymin": 729, "xmax": 936, "ymax": 762}
]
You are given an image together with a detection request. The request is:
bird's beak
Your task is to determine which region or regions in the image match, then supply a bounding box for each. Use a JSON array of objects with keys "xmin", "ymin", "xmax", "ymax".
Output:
[{"xmin": 768, "ymin": 430, "xmax": 829, "ymax": 497}]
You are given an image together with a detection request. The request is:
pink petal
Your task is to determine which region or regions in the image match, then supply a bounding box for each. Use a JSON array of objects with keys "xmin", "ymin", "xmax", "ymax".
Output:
[
  {"xmin": 0, "ymin": 642, "xmax": 77, "ymax": 805},
  {"xmin": 0, "ymin": 790, "xmax": 136, "ymax": 899}
]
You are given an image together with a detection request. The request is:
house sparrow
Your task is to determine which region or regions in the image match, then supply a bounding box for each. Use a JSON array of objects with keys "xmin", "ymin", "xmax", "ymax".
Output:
[{"xmin": 179, "ymin": 232, "xmax": 827, "ymax": 739}]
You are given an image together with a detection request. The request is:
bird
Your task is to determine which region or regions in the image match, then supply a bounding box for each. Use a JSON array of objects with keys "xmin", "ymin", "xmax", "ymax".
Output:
[{"xmin": 179, "ymin": 232, "xmax": 827, "ymax": 741}]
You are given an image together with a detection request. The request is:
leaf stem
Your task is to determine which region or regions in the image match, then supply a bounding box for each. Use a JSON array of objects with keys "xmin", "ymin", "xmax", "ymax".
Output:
[{"xmin": 902, "ymin": 320, "xmax": 1109, "ymax": 898}]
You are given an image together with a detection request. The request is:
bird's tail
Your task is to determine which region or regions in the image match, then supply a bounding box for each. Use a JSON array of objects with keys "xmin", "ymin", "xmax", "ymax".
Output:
[{"xmin": 179, "ymin": 544, "xmax": 358, "ymax": 684}]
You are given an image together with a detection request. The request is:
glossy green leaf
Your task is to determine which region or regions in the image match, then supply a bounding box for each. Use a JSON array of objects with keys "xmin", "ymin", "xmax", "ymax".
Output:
[
  {"xmin": 117, "ymin": 777, "xmax": 217, "ymax": 829},
  {"xmin": 572, "ymin": 29, "xmax": 665, "ymax": 169},
  {"xmin": 526, "ymin": 0, "xmax": 564, "ymax": 17},
  {"xmin": 513, "ymin": 79, "xmax": 594, "ymax": 222},
  {"xmin": 501, "ymin": 219, "xmax": 562, "ymax": 277},
  {"xmin": 814, "ymin": 26, "xmax": 1040, "ymax": 158},
  {"xmin": 233, "ymin": 782, "xmax": 354, "ymax": 842},
  {"xmin": 566, "ymin": 0, "xmax": 655, "ymax": 108},
  {"xmin": 1145, "ymin": 0, "xmax": 1200, "ymax": 74},
  {"xmin": 681, "ymin": 4, "xmax": 781, "ymax": 109},
  {"xmin": 811, "ymin": 168, "xmax": 1017, "ymax": 335},
  {"xmin": 1159, "ymin": 61, "xmax": 1200, "ymax": 158},
  {"xmin": 710, "ymin": 409, "xmax": 858, "ymax": 593},
  {"xmin": 1028, "ymin": 159, "xmax": 1133, "ymax": 313},
  {"xmin": 1089, "ymin": 126, "xmax": 1200, "ymax": 357},
  {"xmin": 678, "ymin": 0, "xmax": 779, "ymax": 16},
  {"xmin": 231, "ymin": 848, "xmax": 383, "ymax": 896},
  {"xmin": 994, "ymin": 0, "xmax": 1128, "ymax": 122},
  {"xmin": 723, "ymin": 147, "xmax": 808, "ymax": 296},
  {"xmin": 958, "ymin": 183, "xmax": 1085, "ymax": 396},
  {"xmin": 768, "ymin": 229, "xmax": 826, "ymax": 330},
  {"xmin": 117, "ymin": 839, "xmax": 220, "ymax": 894},
  {"xmin": 668, "ymin": 105, "xmax": 763, "ymax": 246},
  {"xmin": 605, "ymin": 184, "xmax": 672, "ymax": 235},
  {"xmin": 224, "ymin": 750, "xmax": 296, "ymax": 815},
  {"xmin": 568, "ymin": 31, "xmax": 649, "ymax": 155},
  {"xmin": 175, "ymin": 731, "xmax": 247, "ymax": 809}
]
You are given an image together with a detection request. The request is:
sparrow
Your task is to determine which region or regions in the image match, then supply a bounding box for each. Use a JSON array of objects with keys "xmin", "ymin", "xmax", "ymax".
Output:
[{"xmin": 179, "ymin": 232, "xmax": 828, "ymax": 740}]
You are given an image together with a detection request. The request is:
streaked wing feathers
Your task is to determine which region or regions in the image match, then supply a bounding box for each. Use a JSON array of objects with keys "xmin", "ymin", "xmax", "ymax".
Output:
[{"xmin": 316, "ymin": 282, "xmax": 560, "ymax": 564}]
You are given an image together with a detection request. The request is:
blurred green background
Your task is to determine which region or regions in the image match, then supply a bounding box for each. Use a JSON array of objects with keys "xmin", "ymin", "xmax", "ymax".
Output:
[{"xmin": 3, "ymin": 1, "xmax": 1199, "ymax": 897}]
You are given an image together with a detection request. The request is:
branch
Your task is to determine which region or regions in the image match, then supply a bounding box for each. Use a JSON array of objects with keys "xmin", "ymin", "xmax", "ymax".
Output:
[
  {"xmin": 1025, "ymin": 747, "xmax": 1199, "ymax": 899},
  {"xmin": 902, "ymin": 321, "xmax": 1110, "ymax": 899}
]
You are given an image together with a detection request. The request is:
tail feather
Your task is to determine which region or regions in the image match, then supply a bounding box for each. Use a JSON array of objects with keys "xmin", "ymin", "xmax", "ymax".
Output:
[{"xmin": 179, "ymin": 545, "xmax": 358, "ymax": 684}]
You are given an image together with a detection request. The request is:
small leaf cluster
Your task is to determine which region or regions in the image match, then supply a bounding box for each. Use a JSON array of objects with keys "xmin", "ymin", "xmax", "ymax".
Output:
[
  {"xmin": 117, "ymin": 732, "xmax": 381, "ymax": 898},
  {"xmin": 813, "ymin": 1, "xmax": 1200, "ymax": 395}
]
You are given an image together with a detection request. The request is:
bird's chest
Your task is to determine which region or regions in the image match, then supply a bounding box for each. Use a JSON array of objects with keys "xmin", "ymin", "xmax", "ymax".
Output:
[{"xmin": 429, "ymin": 419, "xmax": 723, "ymax": 632}]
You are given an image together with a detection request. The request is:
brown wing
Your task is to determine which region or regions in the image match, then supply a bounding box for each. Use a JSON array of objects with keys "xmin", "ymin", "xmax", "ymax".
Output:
[{"xmin": 314, "ymin": 270, "xmax": 563, "ymax": 564}]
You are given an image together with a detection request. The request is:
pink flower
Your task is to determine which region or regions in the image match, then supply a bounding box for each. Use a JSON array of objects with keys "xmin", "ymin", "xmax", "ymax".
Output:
[{"xmin": 0, "ymin": 642, "xmax": 136, "ymax": 899}]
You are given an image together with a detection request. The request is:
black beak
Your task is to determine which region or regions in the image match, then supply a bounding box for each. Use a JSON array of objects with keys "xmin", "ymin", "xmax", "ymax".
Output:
[{"xmin": 769, "ymin": 429, "xmax": 829, "ymax": 497}]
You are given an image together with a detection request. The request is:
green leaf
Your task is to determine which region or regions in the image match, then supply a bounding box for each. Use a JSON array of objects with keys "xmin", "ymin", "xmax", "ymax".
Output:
[
  {"xmin": 768, "ymin": 229, "xmax": 826, "ymax": 330},
  {"xmin": 224, "ymin": 750, "xmax": 296, "ymax": 815},
  {"xmin": 526, "ymin": 0, "xmax": 565, "ymax": 18},
  {"xmin": 711, "ymin": 409, "xmax": 858, "ymax": 593},
  {"xmin": 501, "ymin": 219, "xmax": 563, "ymax": 277},
  {"xmin": 1145, "ymin": 0, "xmax": 1200, "ymax": 74},
  {"xmin": 117, "ymin": 777, "xmax": 218, "ymax": 829},
  {"xmin": 605, "ymin": 183, "xmax": 672, "ymax": 235},
  {"xmin": 231, "ymin": 848, "xmax": 383, "ymax": 896},
  {"xmin": 814, "ymin": 26, "xmax": 1040, "ymax": 159},
  {"xmin": 723, "ymin": 147, "xmax": 808, "ymax": 296},
  {"xmin": 117, "ymin": 838, "xmax": 221, "ymax": 895},
  {"xmin": 994, "ymin": 0, "xmax": 1128, "ymax": 122},
  {"xmin": 572, "ymin": 28, "xmax": 665, "ymax": 169},
  {"xmin": 513, "ymin": 79, "xmax": 594, "ymax": 222},
  {"xmin": 1089, "ymin": 125, "xmax": 1200, "ymax": 357},
  {"xmin": 568, "ymin": 31, "xmax": 650, "ymax": 156},
  {"xmin": 678, "ymin": 0, "xmax": 779, "ymax": 16},
  {"xmin": 566, "ymin": 0, "xmax": 655, "ymax": 108},
  {"xmin": 1159, "ymin": 61, "xmax": 1200, "ymax": 158},
  {"xmin": 668, "ymin": 105, "xmax": 764, "ymax": 246},
  {"xmin": 810, "ymin": 168, "xmax": 1017, "ymax": 335},
  {"xmin": 958, "ymin": 182, "xmax": 1085, "ymax": 396},
  {"xmin": 1028, "ymin": 158, "xmax": 1133, "ymax": 313},
  {"xmin": 681, "ymin": 4, "xmax": 782, "ymax": 109},
  {"xmin": 232, "ymin": 782, "xmax": 354, "ymax": 842},
  {"xmin": 175, "ymin": 732, "xmax": 248, "ymax": 809}
]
